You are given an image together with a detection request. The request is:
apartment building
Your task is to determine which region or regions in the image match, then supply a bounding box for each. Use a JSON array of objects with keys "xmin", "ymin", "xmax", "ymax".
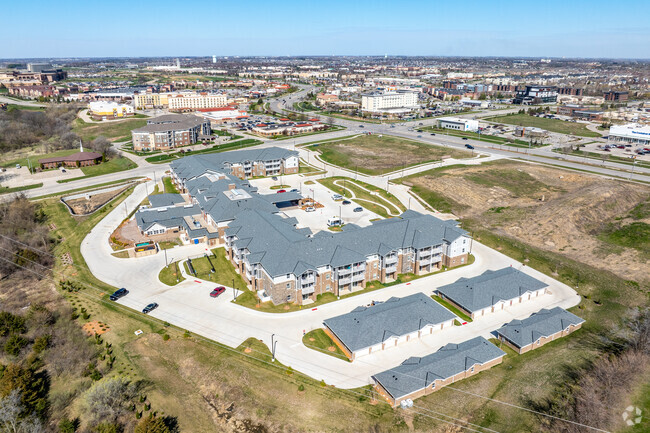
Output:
[
  {"xmin": 361, "ymin": 90, "xmax": 418, "ymax": 112},
  {"xmin": 168, "ymin": 92, "xmax": 228, "ymax": 112},
  {"xmin": 170, "ymin": 147, "xmax": 300, "ymax": 184},
  {"xmin": 134, "ymin": 148, "xmax": 472, "ymax": 306},
  {"xmin": 603, "ymin": 91, "xmax": 629, "ymax": 102},
  {"xmin": 225, "ymin": 209, "xmax": 470, "ymax": 305},
  {"xmin": 131, "ymin": 114, "xmax": 211, "ymax": 151}
]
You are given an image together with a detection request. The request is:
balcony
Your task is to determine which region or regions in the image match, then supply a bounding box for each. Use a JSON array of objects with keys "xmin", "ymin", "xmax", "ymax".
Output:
[
  {"xmin": 337, "ymin": 267, "xmax": 352, "ymax": 276},
  {"xmin": 352, "ymin": 264, "xmax": 365, "ymax": 272},
  {"xmin": 385, "ymin": 265, "xmax": 397, "ymax": 274},
  {"xmin": 351, "ymin": 272, "xmax": 365, "ymax": 282},
  {"xmin": 385, "ymin": 256, "xmax": 398, "ymax": 264},
  {"xmin": 300, "ymin": 275, "xmax": 315, "ymax": 285},
  {"xmin": 338, "ymin": 277, "xmax": 352, "ymax": 285}
]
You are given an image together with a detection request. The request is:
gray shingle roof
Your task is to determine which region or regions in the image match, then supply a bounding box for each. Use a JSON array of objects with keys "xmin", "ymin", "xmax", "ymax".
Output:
[
  {"xmin": 437, "ymin": 268, "xmax": 548, "ymax": 314},
  {"xmin": 496, "ymin": 307, "xmax": 584, "ymax": 349},
  {"xmin": 133, "ymin": 114, "xmax": 207, "ymax": 133},
  {"xmin": 148, "ymin": 193, "xmax": 185, "ymax": 208},
  {"xmin": 324, "ymin": 293, "xmax": 457, "ymax": 352},
  {"xmin": 372, "ymin": 336, "xmax": 506, "ymax": 400}
]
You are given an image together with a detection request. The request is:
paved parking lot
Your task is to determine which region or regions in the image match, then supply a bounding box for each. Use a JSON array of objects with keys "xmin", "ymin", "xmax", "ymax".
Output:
[
  {"xmin": 249, "ymin": 174, "xmax": 382, "ymax": 231},
  {"xmin": 580, "ymin": 141, "xmax": 650, "ymax": 161}
]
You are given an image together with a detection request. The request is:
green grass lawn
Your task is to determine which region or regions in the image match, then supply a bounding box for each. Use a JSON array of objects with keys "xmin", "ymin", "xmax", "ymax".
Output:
[
  {"xmin": 159, "ymin": 261, "xmax": 185, "ymax": 286},
  {"xmin": 158, "ymin": 239, "xmax": 181, "ymax": 250},
  {"xmin": 1, "ymin": 148, "xmax": 79, "ymax": 168},
  {"xmin": 302, "ymin": 329, "xmax": 349, "ymax": 362},
  {"xmin": 183, "ymin": 248, "xmax": 249, "ymax": 289},
  {"xmin": 0, "ymin": 183, "xmax": 44, "ymax": 195},
  {"xmin": 485, "ymin": 113, "xmax": 602, "ymax": 137},
  {"xmin": 162, "ymin": 177, "xmax": 179, "ymax": 194},
  {"xmin": 422, "ymin": 126, "xmax": 533, "ymax": 147},
  {"xmin": 144, "ymin": 139, "xmax": 263, "ymax": 164},
  {"xmin": 431, "ymin": 295, "xmax": 473, "ymax": 322},
  {"xmin": 57, "ymin": 156, "xmax": 137, "ymax": 183},
  {"xmin": 32, "ymin": 178, "xmax": 142, "ymax": 200},
  {"xmin": 318, "ymin": 176, "xmax": 405, "ymax": 218},
  {"xmin": 308, "ymin": 134, "xmax": 472, "ymax": 176},
  {"xmin": 72, "ymin": 117, "xmax": 148, "ymax": 142},
  {"xmin": 599, "ymin": 222, "xmax": 650, "ymax": 256}
]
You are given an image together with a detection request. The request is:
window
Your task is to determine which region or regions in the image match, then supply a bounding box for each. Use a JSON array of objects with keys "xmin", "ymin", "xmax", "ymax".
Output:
[
  {"xmin": 470, "ymin": 366, "xmax": 475, "ymax": 373},
  {"xmin": 326, "ymin": 285, "xmax": 331, "ymax": 291},
  {"xmin": 326, "ymin": 274, "xmax": 330, "ymax": 280},
  {"xmin": 286, "ymin": 283, "xmax": 290, "ymax": 289}
]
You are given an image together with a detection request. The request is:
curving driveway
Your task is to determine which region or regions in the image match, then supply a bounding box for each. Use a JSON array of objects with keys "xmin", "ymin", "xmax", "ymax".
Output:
[{"xmin": 81, "ymin": 180, "xmax": 581, "ymax": 388}]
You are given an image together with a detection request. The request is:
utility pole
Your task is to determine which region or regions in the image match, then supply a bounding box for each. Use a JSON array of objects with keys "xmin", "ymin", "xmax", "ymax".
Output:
[
  {"xmin": 271, "ymin": 334, "xmax": 277, "ymax": 362},
  {"xmin": 164, "ymin": 247, "xmax": 168, "ymax": 267}
]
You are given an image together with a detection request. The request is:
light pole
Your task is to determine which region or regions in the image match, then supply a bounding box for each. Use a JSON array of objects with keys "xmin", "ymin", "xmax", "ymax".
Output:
[{"xmin": 271, "ymin": 334, "xmax": 277, "ymax": 362}]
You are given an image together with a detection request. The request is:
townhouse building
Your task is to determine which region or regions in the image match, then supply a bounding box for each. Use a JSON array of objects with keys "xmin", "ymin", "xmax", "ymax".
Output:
[{"xmin": 131, "ymin": 114, "xmax": 211, "ymax": 151}]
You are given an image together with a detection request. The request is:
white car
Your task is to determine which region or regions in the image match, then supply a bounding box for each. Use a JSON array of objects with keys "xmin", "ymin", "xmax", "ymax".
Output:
[
  {"xmin": 305, "ymin": 207, "xmax": 316, "ymax": 212},
  {"xmin": 332, "ymin": 194, "xmax": 343, "ymax": 201}
]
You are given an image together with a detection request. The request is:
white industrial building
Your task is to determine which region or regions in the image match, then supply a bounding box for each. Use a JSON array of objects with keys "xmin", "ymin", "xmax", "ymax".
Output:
[
  {"xmin": 361, "ymin": 91, "xmax": 418, "ymax": 112},
  {"xmin": 437, "ymin": 117, "xmax": 480, "ymax": 132},
  {"xmin": 608, "ymin": 124, "xmax": 650, "ymax": 146}
]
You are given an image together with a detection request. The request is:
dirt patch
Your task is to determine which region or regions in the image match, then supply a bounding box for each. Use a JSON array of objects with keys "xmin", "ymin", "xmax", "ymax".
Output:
[
  {"xmin": 244, "ymin": 347, "xmax": 252, "ymax": 353},
  {"xmin": 327, "ymin": 346, "xmax": 336, "ymax": 352},
  {"xmin": 63, "ymin": 186, "xmax": 129, "ymax": 215},
  {"xmin": 81, "ymin": 320, "xmax": 110, "ymax": 336},
  {"xmin": 409, "ymin": 160, "xmax": 650, "ymax": 282}
]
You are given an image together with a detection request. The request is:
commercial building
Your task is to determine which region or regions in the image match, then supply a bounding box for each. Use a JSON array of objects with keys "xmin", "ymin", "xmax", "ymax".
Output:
[
  {"xmin": 133, "ymin": 91, "xmax": 173, "ymax": 109},
  {"xmin": 250, "ymin": 121, "xmax": 327, "ymax": 137},
  {"xmin": 436, "ymin": 268, "xmax": 548, "ymax": 319},
  {"xmin": 38, "ymin": 152, "xmax": 103, "ymax": 169},
  {"xmin": 608, "ymin": 123, "xmax": 650, "ymax": 146},
  {"xmin": 372, "ymin": 337, "xmax": 506, "ymax": 407},
  {"xmin": 168, "ymin": 92, "xmax": 228, "ymax": 112},
  {"xmin": 496, "ymin": 307, "xmax": 584, "ymax": 354},
  {"xmin": 603, "ymin": 91, "xmax": 628, "ymax": 102},
  {"xmin": 323, "ymin": 293, "xmax": 457, "ymax": 360},
  {"xmin": 7, "ymin": 85, "xmax": 56, "ymax": 98},
  {"xmin": 513, "ymin": 85, "xmax": 558, "ymax": 105},
  {"xmin": 88, "ymin": 101, "xmax": 134, "ymax": 120},
  {"xmin": 556, "ymin": 105, "xmax": 603, "ymax": 121},
  {"xmin": 27, "ymin": 63, "xmax": 51, "ymax": 73},
  {"xmin": 316, "ymin": 93, "xmax": 339, "ymax": 106},
  {"xmin": 131, "ymin": 114, "xmax": 211, "ymax": 151},
  {"xmin": 196, "ymin": 107, "xmax": 248, "ymax": 124},
  {"xmin": 514, "ymin": 126, "xmax": 548, "ymax": 138},
  {"xmin": 361, "ymin": 91, "xmax": 418, "ymax": 112},
  {"xmin": 437, "ymin": 117, "xmax": 479, "ymax": 132}
]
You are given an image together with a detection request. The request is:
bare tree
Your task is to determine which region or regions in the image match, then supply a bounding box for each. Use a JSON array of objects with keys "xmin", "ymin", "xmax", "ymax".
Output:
[{"xmin": 0, "ymin": 390, "xmax": 45, "ymax": 433}]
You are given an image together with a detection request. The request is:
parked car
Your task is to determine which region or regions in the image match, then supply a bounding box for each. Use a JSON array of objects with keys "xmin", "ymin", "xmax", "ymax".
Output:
[
  {"xmin": 272, "ymin": 176, "xmax": 278, "ymax": 181},
  {"xmin": 359, "ymin": 125, "xmax": 364, "ymax": 128},
  {"xmin": 142, "ymin": 303, "xmax": 158, "ymax": 314},
  {"xmin": 462, "ymin": 137, "xmax": 469, "ymax": 140},
  {"xmin": 109, "ymin": 288, "xmax": 128, "ymax": 301},
  {"xmin": 332, "ymin": 194, "xmax": 343, "ymax": 201},
  {"xmin": 289, "ymin": 188, "xmax": 299, "ymax": 193},
  {"xmin": 342, "ymin": 200, "xmax": 351, "ymax": 205},
  {"xmin": 353, "ymin": 207, "xmax": 363, "ymax": 212},
  {"xmin": 430, "ymin": 133, "xmax": 436, "ymax": 136},
  {"xmin": 305, "ymin": 207, "xmax": 316, "ymax": 212},
  {"xmin": 210, "ymin": 286, "xmax": 226, "ymax": 298},
  {"xmin": 465, "ymin": 144, "xmax": 475, "ymax": 149},
  {"xmin": 276, "ymin": 189, "xmax": 286, "ymax": 193}
]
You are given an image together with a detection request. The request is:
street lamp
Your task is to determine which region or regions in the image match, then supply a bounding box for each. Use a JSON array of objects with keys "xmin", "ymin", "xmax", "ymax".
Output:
[{"xmin": 271, "ymin": 334, "xmax": 277, "ymax": 362}]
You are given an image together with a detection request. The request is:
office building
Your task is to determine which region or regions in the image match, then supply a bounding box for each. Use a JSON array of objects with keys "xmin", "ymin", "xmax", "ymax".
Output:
[
  {"xmin": 603, "ymin": 91, "xmax": 629, "ymax": 102},
  {"xmin": 513, "ymin": 85, "xmax": 558, "ymax": 105},
  {"xmin": 437, "ymin": 117, "xmax": 479, "ymax": 132},
  {"xmin": 608, "ymin": 123, "xmax": 650, "ymax": 146},
  {"xmin": 361, "ymin": 91, "xmax": 418, "ymax": 112}
]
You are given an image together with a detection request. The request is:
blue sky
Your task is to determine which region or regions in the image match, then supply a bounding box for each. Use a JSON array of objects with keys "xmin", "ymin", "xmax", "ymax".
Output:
[{"xmin": 2, "ymin": 0, "xmax": 649, "ymax": 59}]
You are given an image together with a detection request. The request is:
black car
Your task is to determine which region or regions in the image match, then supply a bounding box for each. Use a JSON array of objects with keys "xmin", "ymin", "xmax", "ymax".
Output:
[
  {"xmin": 109, "ymin": 288, "xmax": 128, "ymax": 301},
  {"xmin": 465, "ymin": 144, "xmax": 475, "ymax": 149},
  {"xmin": 142, "ymin": 303, "xmax": 159, "ymax": 314},
  {"xmin": 353, "ymin": 207, "xmax": 363, "ymax": 212},
  {"xmin": 342, "ymin": 200, "xmax": 351, "ymax": 205},
  {"xmin": 430, "ymin": 133, "xmax": 436, "ymax": 136},
  {"xmin": 359, "ymin": 125, "xmax": 364, "ymax": 128},
  {"xmin": 462, "ymin": 137, "xmax": 468, "ymax": 140}
]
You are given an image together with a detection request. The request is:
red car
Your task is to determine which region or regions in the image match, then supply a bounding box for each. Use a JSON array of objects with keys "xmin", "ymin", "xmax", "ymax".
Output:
[
  {"xmin": 276, "ymin": 189, "xmax": 286, "ymax": 193},
  {"xmin": 210, "ymin": 286, "xmax": 226, "ymax": 298}
]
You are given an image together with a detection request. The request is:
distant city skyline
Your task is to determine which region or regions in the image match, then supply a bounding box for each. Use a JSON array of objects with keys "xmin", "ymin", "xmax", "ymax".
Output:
[{"xmin": 2, "ymin": 0, "xmax": 649, "ymax": 59}]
